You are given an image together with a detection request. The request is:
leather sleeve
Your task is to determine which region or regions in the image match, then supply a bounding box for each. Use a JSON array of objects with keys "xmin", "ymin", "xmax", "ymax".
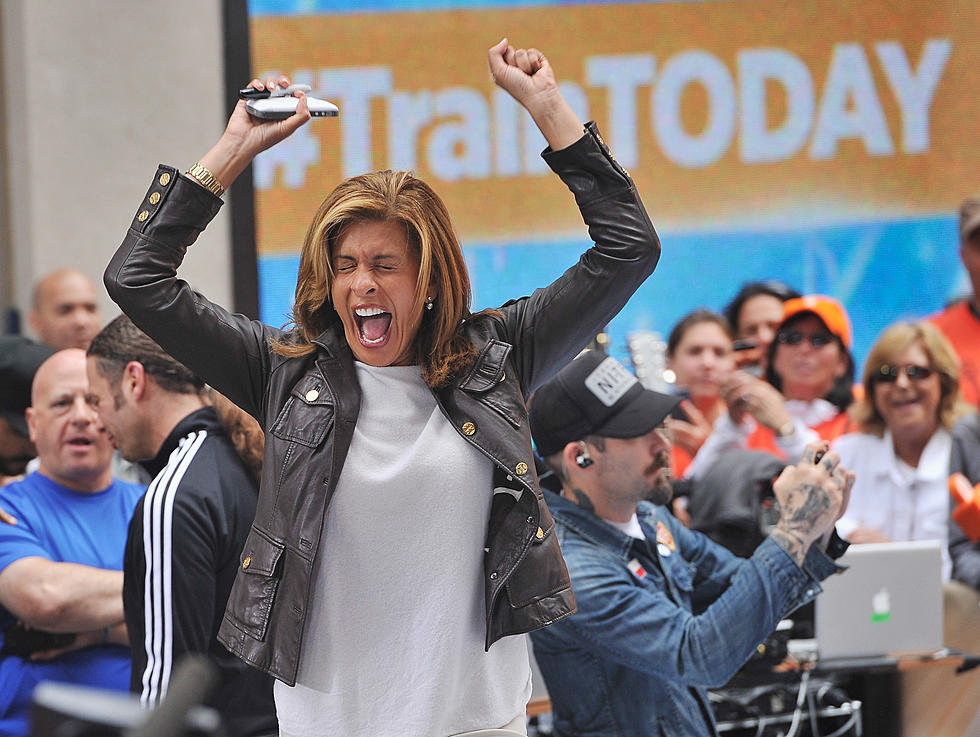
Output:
[
  {"xmin": 494, "ymin": 122, "xmax": 661, "ymax": 397},
  {"xmin": 104, "ymin": 167, "xmax": 278, "ymax": 422}
]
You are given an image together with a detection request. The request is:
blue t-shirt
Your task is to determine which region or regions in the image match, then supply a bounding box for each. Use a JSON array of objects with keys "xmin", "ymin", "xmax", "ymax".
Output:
[{"xmin": 0, "ymin": 472, "xmax": 145, "ymax": 737}]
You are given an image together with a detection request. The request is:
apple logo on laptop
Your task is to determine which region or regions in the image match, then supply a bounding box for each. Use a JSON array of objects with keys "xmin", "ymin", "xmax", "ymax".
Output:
[{"xmin": 871, "ymin": 587, "xmax": 891, "ymax": 623}]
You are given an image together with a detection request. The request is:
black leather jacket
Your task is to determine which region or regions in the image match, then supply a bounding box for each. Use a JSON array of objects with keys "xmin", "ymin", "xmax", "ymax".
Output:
[{"xmin": 105, "ymin": 122, "xmax": 660, "ymax": 685}]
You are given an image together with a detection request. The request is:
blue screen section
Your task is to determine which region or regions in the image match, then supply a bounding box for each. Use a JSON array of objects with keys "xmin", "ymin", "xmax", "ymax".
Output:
[
  {"xmin": 259, "ymin": 213, "xmax": 963, "ymax": 372},
  {"xmin": 259, "ymin": 256, "xmax": 301, "ymax": 331}
]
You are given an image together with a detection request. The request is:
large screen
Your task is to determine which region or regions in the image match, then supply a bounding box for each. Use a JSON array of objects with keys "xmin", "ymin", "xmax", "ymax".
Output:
[{"xmin": 246, "ymin": 0, "xmax": 976, "ymax": 372}]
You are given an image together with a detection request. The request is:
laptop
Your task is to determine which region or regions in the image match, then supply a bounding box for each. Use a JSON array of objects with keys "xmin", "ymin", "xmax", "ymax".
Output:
[{"xmin": 814, "ymin": 540, "xmax": 943, "ymax": 660}]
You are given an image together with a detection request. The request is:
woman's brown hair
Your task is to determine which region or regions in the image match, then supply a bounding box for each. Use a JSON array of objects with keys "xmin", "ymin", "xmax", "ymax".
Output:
[
  {"xmin": 850, "ymin": 321, "xmax": 967, "ymax": 436},
  {"xmin": 666, "ymin": 308, "xmax": 733, "ymax": 358},
  {"xmin": 272, "ymin": 170, "xmax": 492, "ymax": 388}
]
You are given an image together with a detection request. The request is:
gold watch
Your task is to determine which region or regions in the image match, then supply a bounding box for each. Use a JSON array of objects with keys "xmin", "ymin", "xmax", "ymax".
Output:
[{"xmin": 186, "ymin": 162, "xmax": 226, "ymax": 197}]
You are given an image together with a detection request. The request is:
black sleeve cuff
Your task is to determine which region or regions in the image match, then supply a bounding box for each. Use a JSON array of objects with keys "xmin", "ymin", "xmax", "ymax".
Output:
[{"xmin": 826, "ymin": 528, "xmax": 850, "ymax": 561}]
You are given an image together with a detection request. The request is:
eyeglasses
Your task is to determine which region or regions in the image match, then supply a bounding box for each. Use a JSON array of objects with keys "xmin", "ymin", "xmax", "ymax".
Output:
[
  {"xmin": 775, "ymin": 330, "xmax": 835, "ymax": 348},
  {"xmin": 874, "ymin": 364, "xmax": 934, "ymax": 383}
]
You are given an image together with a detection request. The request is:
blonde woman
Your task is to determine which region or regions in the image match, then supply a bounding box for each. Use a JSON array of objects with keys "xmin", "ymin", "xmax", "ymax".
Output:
[{"xmin": 833, "ymin": 321, "xmax": 968, "ymax": 578}]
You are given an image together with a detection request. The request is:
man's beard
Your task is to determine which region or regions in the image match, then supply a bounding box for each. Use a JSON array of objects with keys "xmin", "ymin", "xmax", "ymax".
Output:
[{"xmin": 643, "ymin": 449, "xmax": 674, "ymax": 506}]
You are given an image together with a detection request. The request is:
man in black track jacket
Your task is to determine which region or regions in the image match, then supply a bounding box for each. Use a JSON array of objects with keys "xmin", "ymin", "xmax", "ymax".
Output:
[{"xmin": 86, "ymin": 316, "xmax": 276, "ymax": 737}]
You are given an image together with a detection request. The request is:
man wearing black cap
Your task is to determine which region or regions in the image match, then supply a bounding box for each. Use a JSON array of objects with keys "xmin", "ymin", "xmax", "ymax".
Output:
[
  {"xmin": 0, "ymin": 336, "xmax": 54, "ymax": 485},
  {"xmin": 528, "ymin": 351, "xmax": 854, "ymax": 737}
]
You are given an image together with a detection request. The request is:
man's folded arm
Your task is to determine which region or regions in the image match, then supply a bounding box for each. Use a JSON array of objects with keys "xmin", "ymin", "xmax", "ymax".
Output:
[{"xmin": 0, "ymin": 556, "xmax": 124, "ymax": 633}]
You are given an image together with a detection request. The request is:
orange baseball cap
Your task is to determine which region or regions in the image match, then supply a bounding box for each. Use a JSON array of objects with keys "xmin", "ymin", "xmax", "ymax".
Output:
[{"xmin": 779, "ymin": 295, "xmax": 852, "ymax": 349}]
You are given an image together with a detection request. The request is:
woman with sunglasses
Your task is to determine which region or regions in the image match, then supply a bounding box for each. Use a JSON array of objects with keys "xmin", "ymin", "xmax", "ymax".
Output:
[
  {"xmin": 833, "ymin": 322, "xmax": 967, "ymax": 576},
  {"xmin": 685, "ymin": 295, "xmax": 856, "ymax": 479}
]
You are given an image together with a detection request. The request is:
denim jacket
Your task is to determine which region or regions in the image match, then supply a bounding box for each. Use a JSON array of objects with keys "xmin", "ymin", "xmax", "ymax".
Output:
[{"xmin": 531, "ymin": 490, "xmax": 843, "ymax": 737}]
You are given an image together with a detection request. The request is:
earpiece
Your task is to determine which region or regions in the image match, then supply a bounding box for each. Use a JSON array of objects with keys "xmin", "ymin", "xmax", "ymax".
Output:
[{"xmin": 575, "ymin": 444, "xmax": 594, "ymax": 469}]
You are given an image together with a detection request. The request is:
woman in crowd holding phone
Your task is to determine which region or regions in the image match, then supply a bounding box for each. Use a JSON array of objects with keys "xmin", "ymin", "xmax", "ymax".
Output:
[{"xmin": 663, "ymin": 309, "xmax": 735, "ymax": 478}]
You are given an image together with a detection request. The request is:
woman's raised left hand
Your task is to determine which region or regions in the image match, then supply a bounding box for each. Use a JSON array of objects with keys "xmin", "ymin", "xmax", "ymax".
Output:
[
  {"xmin": 488, "ymin": 38, "xmax": 583, "ymax": 151},
  {"xmin": 488, "ymin": 39, "xmax": 558, "ymax": 110}
]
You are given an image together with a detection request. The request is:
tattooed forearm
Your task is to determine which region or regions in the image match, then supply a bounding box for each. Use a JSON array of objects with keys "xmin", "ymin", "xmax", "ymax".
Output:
[
  {"xmin": 770, "ymin": 527, "xmax": 808, "ymax": 567},
  {"xmin": 569, "ymin": 488, "xmax": 596, "ymax": 513}
]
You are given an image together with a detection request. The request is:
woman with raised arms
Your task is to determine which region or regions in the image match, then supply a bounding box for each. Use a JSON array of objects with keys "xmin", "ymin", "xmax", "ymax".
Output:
[{"xmin": 105, "ymin": 39, "xmax": 660, "ymax": 736}]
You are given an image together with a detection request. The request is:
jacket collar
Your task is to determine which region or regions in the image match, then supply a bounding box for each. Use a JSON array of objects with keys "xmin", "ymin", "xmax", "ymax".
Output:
[
  {"xmin": 140, "ymin": 406, "xmax": 222, "ymax": 478},
  {"xmin": 311, "ymin": 320, "xmax": 349, "ymax": 358},
  {"xmin": 543, "ymin": 488, "xmax": 664, "ymax": 559}
]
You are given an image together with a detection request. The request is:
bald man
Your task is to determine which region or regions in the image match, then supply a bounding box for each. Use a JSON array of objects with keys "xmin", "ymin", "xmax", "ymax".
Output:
[
  {"xmin": 28, "ymin": 269, "xmax": 103, "ymax": 351},
  {"xmin": 0, "ymin": 349, "xmax": 144, "ymax": 737}
]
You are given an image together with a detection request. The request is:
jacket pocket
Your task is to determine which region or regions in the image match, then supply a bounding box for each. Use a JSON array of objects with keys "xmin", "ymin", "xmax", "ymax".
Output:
[
  {"xmin": 225, "ymin": 530, "xmax": 284, "ymax": 642},
  {"xmin": 270, "ymin": 373, "xmax": 335, "ymax": 447},
  {"xmin": 506, "ymin": 502, "xmax": 568, "ymax": 607},
  {"xmin": 666, "ymin": 558, "xmax": 695, "ymax": 594}
]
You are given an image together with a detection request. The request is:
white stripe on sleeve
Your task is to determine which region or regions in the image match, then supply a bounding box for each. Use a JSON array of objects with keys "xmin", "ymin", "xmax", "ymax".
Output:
[{"xmin": 139, "ymin": 430, "xmax": 208, "ymax": 706}]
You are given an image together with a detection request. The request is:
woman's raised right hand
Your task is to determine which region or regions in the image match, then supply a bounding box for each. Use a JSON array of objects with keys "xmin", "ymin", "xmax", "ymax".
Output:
[{"xmin": 198, "ymin": 75, "xmax": 312, "ymax": 190}]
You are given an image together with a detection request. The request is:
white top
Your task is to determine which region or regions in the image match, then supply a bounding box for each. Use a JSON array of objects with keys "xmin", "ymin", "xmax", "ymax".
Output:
[
  {"xmin": 683, "ymin": 398, "xmax": 835, "ymax": 480},
  {"xmin": 832, "ymin": 429, "xmax": 952, "ymax": 580},
  {"xmin": 605, "ymin": 513, "xmax": 645, "ymax": 540},
  {"xmin": 275, "ymin": 363, "xmax": 531, "ymax": 737}
]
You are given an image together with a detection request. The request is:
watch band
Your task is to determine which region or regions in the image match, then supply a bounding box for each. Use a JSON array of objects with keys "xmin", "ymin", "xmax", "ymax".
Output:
[{"xmin": 186, "ymin": 162, "xmax": 226, "ymax": 197}]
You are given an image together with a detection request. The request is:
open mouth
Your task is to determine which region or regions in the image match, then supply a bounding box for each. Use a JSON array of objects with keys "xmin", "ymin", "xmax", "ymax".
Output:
[
  {"xmin": 67, "ymin": 437, "xmax": 94, "ymax": 448},
  {"xmin": 354, "ymin": 307, "xmax": 392, "ymax": 346}
]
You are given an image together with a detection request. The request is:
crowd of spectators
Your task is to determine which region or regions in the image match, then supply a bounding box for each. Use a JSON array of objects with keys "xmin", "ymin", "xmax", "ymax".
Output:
[
  {"xmin": 655, "ymin": 198, "xmax": 980, "ymax": 600},
  {"xmin": 0, "ymin": 273, "xmax": 276, "ymax": 737},
  {"xmin": 641, "ymin": 199, "xmax": 980, "ymax": 737}
]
